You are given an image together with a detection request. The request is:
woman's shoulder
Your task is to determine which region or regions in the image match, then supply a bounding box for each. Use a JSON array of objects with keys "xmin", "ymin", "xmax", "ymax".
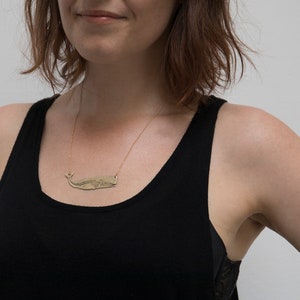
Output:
[
  {"xmin": 216, "ymin": 101, "xmax": 299, "ymax": 163},
  {"xmin": 0, "ymin": 102, "xmax": 33, "ymax": 137},
  {"xmin": 0, "ymin": 102, "xmax": 33, "ymax": 178},
  {"xmin": 215, "ymin": 100, "xmax": 299, "ymax": 186}
]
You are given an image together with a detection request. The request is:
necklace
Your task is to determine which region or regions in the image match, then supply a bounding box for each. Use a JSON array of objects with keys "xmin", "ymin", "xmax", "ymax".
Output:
[{"xmin": 65, "ymin": 83, "xmax": 162, "ymax": 190}]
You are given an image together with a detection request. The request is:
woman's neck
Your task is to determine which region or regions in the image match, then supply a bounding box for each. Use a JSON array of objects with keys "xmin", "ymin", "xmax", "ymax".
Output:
[{"xmin": 75, "ymin": 58, "xmax": 175, "ymax": 123}]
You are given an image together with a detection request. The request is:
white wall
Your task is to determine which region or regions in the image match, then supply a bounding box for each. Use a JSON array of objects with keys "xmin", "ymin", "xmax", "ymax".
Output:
[{"xmin": 1, "ymin": 1, "xmax": 299, "ymax": 299}]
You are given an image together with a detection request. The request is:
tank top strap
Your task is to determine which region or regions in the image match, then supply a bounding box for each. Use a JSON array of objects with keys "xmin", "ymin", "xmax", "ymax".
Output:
[
  {"xmin": 0, "ymin": 95, "xmax": 58, "ymax": 189},
  {"xmin": 178, "ymin": 95, "xmax": 226, "ymax": 192},
  {"xmin": 192, "ymin": 95, "xmax": 227, "ymax": 182}
]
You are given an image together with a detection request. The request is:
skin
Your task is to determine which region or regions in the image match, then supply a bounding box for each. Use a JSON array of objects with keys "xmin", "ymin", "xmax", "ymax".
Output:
[{"xmin": 0, "ymin": 0, "xmax": 299, "ymax": 263}]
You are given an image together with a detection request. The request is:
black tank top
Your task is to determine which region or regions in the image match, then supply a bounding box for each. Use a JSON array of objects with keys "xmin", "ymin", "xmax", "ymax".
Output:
[{"xmin": 0, "ymin": 95, "xmax": 240, "ymax": 299}]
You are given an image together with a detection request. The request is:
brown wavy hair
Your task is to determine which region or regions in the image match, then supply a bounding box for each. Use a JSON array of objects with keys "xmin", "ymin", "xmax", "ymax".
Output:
[{"xmin": 23, "ymin": 0, "xmax": 252, "ymax": 105}]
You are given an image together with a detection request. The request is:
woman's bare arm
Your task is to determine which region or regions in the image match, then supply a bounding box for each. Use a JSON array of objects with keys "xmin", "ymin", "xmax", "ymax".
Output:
[
  {"xmin": 209, "ymin": 103, "xmax": 300, "ymax": 260},
  {"xmin": 249, "ymin": 108, "xmax": 300, "ymax": 251}
]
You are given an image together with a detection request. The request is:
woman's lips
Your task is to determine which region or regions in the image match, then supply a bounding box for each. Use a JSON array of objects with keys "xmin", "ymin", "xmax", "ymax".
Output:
[{"xmin": 77, "ymin": 10, "xmax": 125, "ymax": 24}]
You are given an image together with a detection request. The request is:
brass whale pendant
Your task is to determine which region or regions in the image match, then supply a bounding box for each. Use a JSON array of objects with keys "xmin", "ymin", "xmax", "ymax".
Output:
[{"xmin": 65, "ymin": 173, "xmax": 118, "ymax": 190}]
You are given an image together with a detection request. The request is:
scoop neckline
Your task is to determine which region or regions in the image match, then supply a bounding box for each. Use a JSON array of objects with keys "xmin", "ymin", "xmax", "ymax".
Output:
[
  {"xmin": 35, "ymin": 97, "xmax": 202, "ymax": 213},
  {"xmin": 32, "ymin": 96, "xmax": 240, "ymax": 263}
]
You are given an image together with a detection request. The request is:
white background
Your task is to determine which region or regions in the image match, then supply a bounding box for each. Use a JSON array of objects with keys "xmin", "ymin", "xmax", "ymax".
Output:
[{"xmin": 0, "ymin": 1, "xmax": 299, "ymax": 299}]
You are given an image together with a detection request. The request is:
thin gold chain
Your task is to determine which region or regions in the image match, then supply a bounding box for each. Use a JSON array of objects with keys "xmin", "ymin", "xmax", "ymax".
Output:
[
  {"xmin": 67, "ymin": 87, "xmax": 80, "ymax": 175},
  {"xmin": 67, "ymin": 82, "xmax": 162, "ymax": 182},
  {"xmin": 115, "ymin": 105, "xmax": 162, "ymax": 177}
]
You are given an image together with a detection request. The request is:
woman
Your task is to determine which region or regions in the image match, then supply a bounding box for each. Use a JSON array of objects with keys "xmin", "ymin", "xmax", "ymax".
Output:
[{"xmin": 0, "ymin": 0, "xmax": 299, "ymax": 299}]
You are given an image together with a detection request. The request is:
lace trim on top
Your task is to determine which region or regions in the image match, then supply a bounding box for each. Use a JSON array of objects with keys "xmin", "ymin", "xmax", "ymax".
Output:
[
  {"xmin": 214, "ymin": 257, "xmax": 241, "ymax": 299},
  {"xmin": 210, "ymin": 224, "xmax": 241, "ymax": 299}
]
